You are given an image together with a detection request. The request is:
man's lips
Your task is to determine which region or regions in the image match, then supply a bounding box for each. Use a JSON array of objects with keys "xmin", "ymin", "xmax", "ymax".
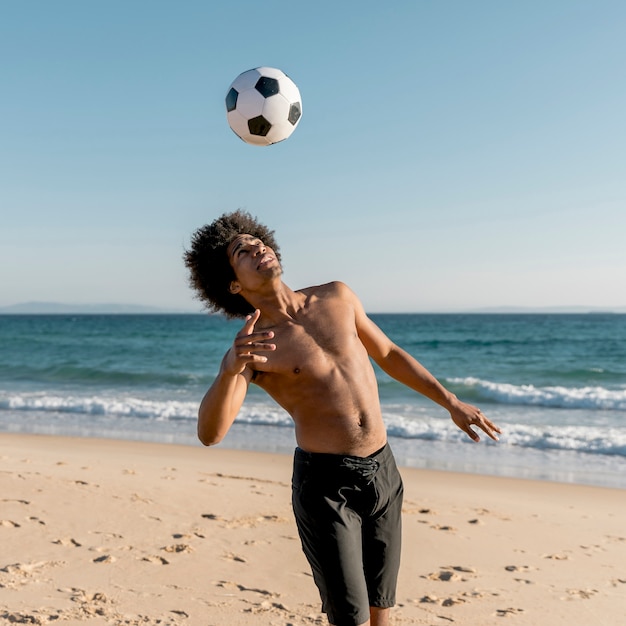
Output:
[{"xmin": 257, "ymin": 255, "xmax": 275, "ymax": 269}]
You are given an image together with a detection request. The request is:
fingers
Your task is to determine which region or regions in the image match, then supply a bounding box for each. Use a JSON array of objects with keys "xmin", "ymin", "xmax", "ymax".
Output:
[
  {"xmin": 235, "ymin": 337, "xmax": 275, "ymax": 361},
  {"xmin": 234, "ymin": 310, "xmax": 275, "ymax": 362},
  {"xmin": 453, "ymin": 404, "xmax": 502, "ymax": 443},
  {"xmin": 223, "ymin": 310, "xmax": 275, "ymax": 375},
  {"xmin": 469, "ymin": 411, "xmax": 501, "ymax": 442}
]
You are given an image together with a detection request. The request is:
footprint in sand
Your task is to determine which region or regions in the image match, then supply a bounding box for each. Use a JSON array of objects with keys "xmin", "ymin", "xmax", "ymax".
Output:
[
  {"xmin": 420, "ymin": 595, "xmax": 467, "ymax": 607},
  {"xmin": 580, "ymin": 543, "xmax": 607, "ymax": 557},
  {"xmin": 1, "ymin": 560, "xmax": 64, "ymax": 575},
  {"xmin": 130, "ymin": 493, "xmax": 152, "ymax": 503},
  {"xmin": 53, "ymin": 537, "xmax": 82, "ymax": 547},
  {"xmin": 565, "ymin": 588, "xmax": 598, "ymax": 600},
  {"xmin": 504, "ymin": 565, "xmax": 535, "ymax": 573},
  {"xmin": 162, "ymin": 543, "xmax": 194, "ymax": 554},
  {"xmin": 0, "ymin": 560, "xmax": 65, "ymax": 589},
  {"xmin": 0, "ymin": 519, "xmax": 21, "ymax": 527},
  {"xmin": 207, "ymin": 513, "xmax": 289, "ymax": 529},
  {"xmin": 216, "ymin": 580, "xmax": 278, "ymax": 597},
  {"xmin": 141, "ymin": 555, "xmax": 170, "ymax": 565},
  {"xmin": 430, "ymin": 524, "xmax": 456, "ymax": 531},
  {"xmin": 496, "ymin": 607, "xmax": 524, "ymax": 617},
  {"xmin": 92, "ymin": 555, "xmax": 116, "ymax": 564},
  {"xmin": 243, "ymin": 599, "xmax": 290, "ymax": 615},
  {"xmin": 542, "ymin": 553, "xmax": 570, "ymax": 560},
  {"xmin": 474, "ymin": 507, "xmax": 511, "ymax": 521},
  {"xmin": 426, "ymin": 566, "xmax": 476, "ymax": 582},
  {"xmin": 427, "ymin": 570, "xmax": 458, "ymax": 582}
]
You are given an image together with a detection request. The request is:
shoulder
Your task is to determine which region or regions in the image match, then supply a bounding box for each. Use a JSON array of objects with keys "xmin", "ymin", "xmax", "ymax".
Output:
[
  {"xmin": 300, "ymin": 281, "xmax": 357, "ymax": 300},
  {"xmin": 299, "ymin": 281, "xmax": 364, "ymax": 319}
]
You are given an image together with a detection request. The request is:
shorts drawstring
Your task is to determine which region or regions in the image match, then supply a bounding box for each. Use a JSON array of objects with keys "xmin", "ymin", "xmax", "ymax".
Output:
[{"xmin": 340, "ymin": 457, "xmax": 380, "ymax": 482}]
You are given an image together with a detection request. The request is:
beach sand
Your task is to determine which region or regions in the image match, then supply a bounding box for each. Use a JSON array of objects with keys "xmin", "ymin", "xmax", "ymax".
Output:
[{"xmin": 1, "ymin": 433, "xmax": 624, "ymax": 625}]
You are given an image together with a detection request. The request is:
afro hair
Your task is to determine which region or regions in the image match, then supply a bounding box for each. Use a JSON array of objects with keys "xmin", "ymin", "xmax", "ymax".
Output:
[{"xmin": 184, "ymin": 210, "xmax": 281, "ymax": 318}]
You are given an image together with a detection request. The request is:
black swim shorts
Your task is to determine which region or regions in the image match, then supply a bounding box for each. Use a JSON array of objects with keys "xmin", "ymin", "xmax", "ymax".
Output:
[{"xmin": 291, "ymin": 443, "xmax": 404, "ymax": 626}]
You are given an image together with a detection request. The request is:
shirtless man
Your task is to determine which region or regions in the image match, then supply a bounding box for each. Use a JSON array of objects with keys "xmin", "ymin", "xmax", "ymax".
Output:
[{"xmin": 184, "ymin": 210, "xmax": 501, "ymax": 626}]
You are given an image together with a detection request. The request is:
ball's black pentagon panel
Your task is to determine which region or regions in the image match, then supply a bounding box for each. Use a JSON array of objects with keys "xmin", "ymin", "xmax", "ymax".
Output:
[
  {"xmin": 255, "ymin": 77, "xmax": 280, "ymax": 98},
  {"xmin": 248, "ymin": 115, "xmax": 272, "ymax": 137},
  {"xmin": 288, "ymin": 102, "xmax": 302, "ymax": 125},
  {"xmin": 225, "ymin": 88, "xmax": 239, "ymax": 112}
]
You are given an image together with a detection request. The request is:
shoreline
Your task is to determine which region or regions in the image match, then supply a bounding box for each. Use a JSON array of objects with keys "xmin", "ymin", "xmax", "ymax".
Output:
[
  {"xmin": 1, "ymin": 433, "xmax": 625, "ymax": 625},
  {"xmin": 3, "ymin": 421, "xmax": 625, "ymax": 490}
]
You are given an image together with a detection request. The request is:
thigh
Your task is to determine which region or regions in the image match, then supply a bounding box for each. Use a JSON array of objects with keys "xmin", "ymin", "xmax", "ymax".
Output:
[
  {"xmin": 292, "ymin": 476, "xmax": 371, "ymax": 626},
  {"xmin": 362, "ymin": 453, "xmax": 404, "ymax": 606}
]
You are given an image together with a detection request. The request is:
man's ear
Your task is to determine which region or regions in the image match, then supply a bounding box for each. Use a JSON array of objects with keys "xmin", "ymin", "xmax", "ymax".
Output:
[{"xmin": 229, "ymin": 281, "xmax": 241, "ymax": 294}]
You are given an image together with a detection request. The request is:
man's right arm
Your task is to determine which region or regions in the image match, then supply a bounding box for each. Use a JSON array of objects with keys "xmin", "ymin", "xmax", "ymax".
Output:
[
  {"xmin": 197, "ymin": 309, "xmax": 275, "ymax": 446},
  {"xmin": 197, "ymin": 364, "xmax": 252, "ymax": 445}
]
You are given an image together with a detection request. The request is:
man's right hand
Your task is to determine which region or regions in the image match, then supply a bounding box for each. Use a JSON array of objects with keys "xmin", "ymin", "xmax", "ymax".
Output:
[{"xmin": 222, "ymin": 309, "xmax": 276, "ymax": 376}]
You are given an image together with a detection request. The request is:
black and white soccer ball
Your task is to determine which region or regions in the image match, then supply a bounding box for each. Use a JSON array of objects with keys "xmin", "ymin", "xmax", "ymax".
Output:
[{"xmin": 225, "ymin": 67, "xmax": 302, "ymax": 146}]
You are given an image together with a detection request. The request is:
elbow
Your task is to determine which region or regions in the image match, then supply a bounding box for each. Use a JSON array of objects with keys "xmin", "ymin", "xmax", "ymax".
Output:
[
  {"xmin": 197, "ymin": 426, "xmax": 225, "ymax": 447},
  {"xmin": 198, "ymin": 428, "xmax": 224, "ymax": 446}
]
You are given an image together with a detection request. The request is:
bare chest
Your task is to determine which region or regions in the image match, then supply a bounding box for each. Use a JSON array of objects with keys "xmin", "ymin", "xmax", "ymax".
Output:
[{"xmin": 254, "ymin": 310, "xmax": 360, "ymax": 380}]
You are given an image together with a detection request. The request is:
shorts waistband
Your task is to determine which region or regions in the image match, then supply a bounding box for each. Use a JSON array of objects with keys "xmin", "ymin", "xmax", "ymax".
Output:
[
  {"xmin": 294, "ymin": 443, "xmax": 391, "ymax": 482},
  {"xmin": 294, "ymin": 443, "xmax": 390, "ymax": 464}
]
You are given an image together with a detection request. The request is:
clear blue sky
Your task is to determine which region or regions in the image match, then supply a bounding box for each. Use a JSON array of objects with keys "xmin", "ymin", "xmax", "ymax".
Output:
[{"xmin": 1, "ymin": 1, "xmax": 625, "ymax": 312}]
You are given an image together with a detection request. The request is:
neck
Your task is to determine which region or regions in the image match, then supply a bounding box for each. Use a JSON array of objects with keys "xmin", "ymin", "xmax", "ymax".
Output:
[{"xmin": 241, "ymin": 280, "xmax": 304, "ymax": 324}]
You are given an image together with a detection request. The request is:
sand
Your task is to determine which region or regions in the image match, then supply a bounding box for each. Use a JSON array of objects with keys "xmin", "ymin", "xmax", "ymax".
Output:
[{"xmin": 1, "ymin": 433, "xmax": 624, "ymax": 625}]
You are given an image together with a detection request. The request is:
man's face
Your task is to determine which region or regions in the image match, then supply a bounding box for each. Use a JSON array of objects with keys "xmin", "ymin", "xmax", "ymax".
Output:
[{"xmin": 226, "ymin": 234, "xmax": 281, "ymax": 288}]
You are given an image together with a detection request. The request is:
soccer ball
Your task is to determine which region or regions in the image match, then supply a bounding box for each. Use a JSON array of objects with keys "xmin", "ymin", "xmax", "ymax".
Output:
[{"xmin": 225, "ymin": 67, "xmax": 302, "ymax": 146}]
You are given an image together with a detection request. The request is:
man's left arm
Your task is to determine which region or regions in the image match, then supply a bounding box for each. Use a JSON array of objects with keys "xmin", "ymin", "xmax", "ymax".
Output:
[{"xmin": 348, "ymin": 286, "xmax": 501, "ymax": 442}]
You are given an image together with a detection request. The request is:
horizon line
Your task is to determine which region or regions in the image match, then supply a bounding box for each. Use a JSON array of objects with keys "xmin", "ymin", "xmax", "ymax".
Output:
[{"xmin": 1, "ymin": 301, "xmax": 625, "ymax": 315}]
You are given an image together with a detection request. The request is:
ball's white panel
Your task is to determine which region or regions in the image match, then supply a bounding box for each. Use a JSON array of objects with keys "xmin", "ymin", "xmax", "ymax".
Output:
[
  {"xmin": 226, "ymin": 109, "xmax": 250, "ymax": 140},
  {"xmin": 227, "ymin": 110, "xmax": 271, "ymax": 145},
  {"xmin": 254, "ymin": 66, "xmax": 285, "ymax": 80},
  {"xmin": 262, "ymin": 93, "xmax": 290, "ymax": 125},
  {"xmin": 276, "ymin": 76, "xmax": 301, "ymax": 104},
  {"xmin": 266, "ymin": 119, "xmax": 296, "ymax": 144},
  {"xmin": 236, "ymin": 88, "xmax": 266, "ymax": 119},
  {"xmin": 245, "ymin": 132, "xmax": 270, "ymax": 146},
  {"xmin": 229, "ymin": 68, "xmax": 262, "ymax": 93}
]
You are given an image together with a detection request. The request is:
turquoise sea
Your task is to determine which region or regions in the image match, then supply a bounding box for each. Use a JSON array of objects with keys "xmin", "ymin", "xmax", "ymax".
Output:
[{"xmin": 1, "ymin": 313, "xmax": 625, "ymax": 488}]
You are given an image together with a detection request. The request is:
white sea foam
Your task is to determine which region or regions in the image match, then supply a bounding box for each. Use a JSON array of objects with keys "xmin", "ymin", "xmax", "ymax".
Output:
[
  {"xmin": 0, "ymin": 393, "xmax": 199, "ymax": 421},
  {"xmin": 450, "ymin": 377, "xmax": 626, "ymax": 410},
  {"xmin": 383, "ymin": 412, "xmax": 626, "ymax": 457},
  {"xmin": 2, "ymin": 391, "xmax": 625, "ymax": 458}
]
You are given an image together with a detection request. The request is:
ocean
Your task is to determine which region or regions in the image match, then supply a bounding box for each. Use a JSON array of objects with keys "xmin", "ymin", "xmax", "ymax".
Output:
[{"xmin": 1, "ymin": 313, "xmax": 625, "ymax": 489}]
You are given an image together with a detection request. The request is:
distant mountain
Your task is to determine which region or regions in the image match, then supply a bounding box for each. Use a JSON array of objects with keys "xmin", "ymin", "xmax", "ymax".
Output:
[
  {"xmin": 0, "ymin": 302, "xmax": 200, "ymax": 314},
  {"xmin": 466, "ymin": 305, "xmax": 626, "ymax": 314}
]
